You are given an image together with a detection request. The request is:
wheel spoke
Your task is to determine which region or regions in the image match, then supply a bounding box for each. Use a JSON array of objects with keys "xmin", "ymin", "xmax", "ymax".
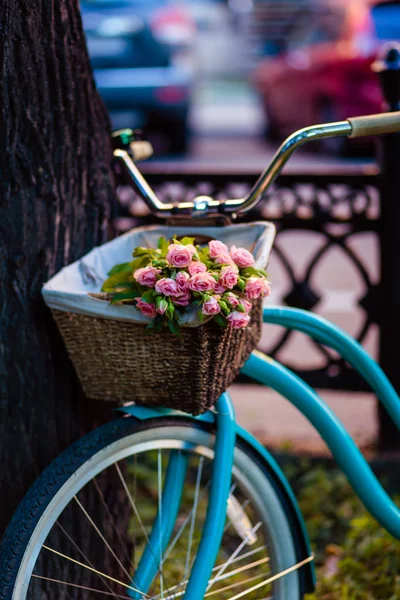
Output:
[
  {"xmin": 115, "ymin": 462, "xmax": 151, "ymax": 547},
  {"xmin": 184, "ymin": 456, "xmax": 204, "ymax": 581},
  {"xmin": 210, "ymin": 556, "xmax": 270, "ymax": 585},
  {"xmin": 228, "ymin": 555, "xmax": 315, "ymax": 600},
  {"xmin": 73, "ymin": 495, "xmax": 132, "ymax": 581},
  {"xmin": 154, "ymin": 542, "xmax": 268, "ymax": 600},
  {"xmin": 204, "ymin": 572, "xmax": 269, "ymax": 598},
  {"xmin": 158, "ymin": 554, "xmax": 271, "ymax": 600},
  {"xmin": 92, "ymin": 476, "xmax": 135, "ymax": 569},
  {"xmin": 42, "ymin": 545, "xmax": 149, "ymax": 597},
  {"xmin": 56, "ymin": 521, "xmax": 117, "ymax": 596},
  {"xmin": 162, "ymin": 481, "xmax": 211, "ymax": 564},
  {"xmin": 206, "ymin": 522, "xmax": 262, "ymax": 591},
  {"xmin": 31, "ymin": 574, "xmax": 132, "ymax": 598}
]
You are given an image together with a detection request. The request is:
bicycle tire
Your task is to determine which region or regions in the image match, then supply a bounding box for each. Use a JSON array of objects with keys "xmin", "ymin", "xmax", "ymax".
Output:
[{"xmin": 0, "ymin": 416, "xmax": 306, "ymax": 599}]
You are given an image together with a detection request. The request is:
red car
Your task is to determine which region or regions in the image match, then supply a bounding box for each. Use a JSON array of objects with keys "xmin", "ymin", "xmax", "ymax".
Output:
[{"xmin": 252, "ymin": 0, "xmax": 400, "ymax": 151}]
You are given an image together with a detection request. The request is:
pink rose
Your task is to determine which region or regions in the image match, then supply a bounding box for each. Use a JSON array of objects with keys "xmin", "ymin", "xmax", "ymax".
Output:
[
  {"xmin": 228, "ymin": 311, "xmax": 251, "ymax": 329},
  {"xmin": 134, "ymin": 266, "xmax": 161, "ymax": 287},
  {"xmin": 202, "ymin": 296, "xmax": 221, "ymax": 316},
  {"xmin": 176, "ymin": 271, "xmax": 190, "ymax": 294},
  {"xmin": 219, "ymin": 265, "xmax": 239, "ymax": 290},
  {"xmin": 155, "ymin": 277, "xmax": 179, "ymax": 297},
  {"xmin": 209, "ymin": 239, "xmax": 228, "ymax": 259},
  {"xmin": 215, "ymin": 251, "xmax": 234, "ymax": 265},
  {"xmin": 230, "ymin": 245, "xmax": 255, "ymax": 269},
  {"xmin": 188, "ymin": 272, "xmax": 216, "ymax": 292},
  {"xmin": 245, "ymin": 277, "xmax": 271, "ymax": 300},
  {"xmin": 214, "ymin": 281, "xmax": 226, "ymax": 294},
  {"xmin": 135, "ymin": 299, "xmax": 157, "ymax": 318},
  {"xmin": 185, "ymin": 244, "xmax": 197, "ymax": 254},
  {"xmin": 240, "ymin": 298, "xmax": 253, "ymax": 313},
  {"xmin": 225, "ymin": 292, "xmax": 240, "ymax": 308},
  {"xmin": 172, "ymin": 290, "xmax": 191, "ymax": 306},
  {"xmin": 166, "ymin": 243, "xmax": 195, "ymax": 268},
  {"xmin": 188, "ymin": 261, "xmax": 207, "ymax": 276}
]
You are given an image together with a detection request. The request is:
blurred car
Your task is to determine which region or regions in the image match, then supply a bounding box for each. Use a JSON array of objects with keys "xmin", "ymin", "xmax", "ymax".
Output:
[
  {"xmin": 252, "ymin": 0, "xmax": 400, "ymax": 152},
  {"xmin": 81, "ymin": 0, "xmax": 195, "ymax": 154}
]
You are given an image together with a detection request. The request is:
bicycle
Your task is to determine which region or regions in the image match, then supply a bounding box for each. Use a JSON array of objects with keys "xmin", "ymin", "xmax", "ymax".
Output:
[{"xmin": 1, "ymin": 112, "xmax": 400, "ymax": 600}]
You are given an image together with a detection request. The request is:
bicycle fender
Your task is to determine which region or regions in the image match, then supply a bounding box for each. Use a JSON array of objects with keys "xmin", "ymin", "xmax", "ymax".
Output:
[{"xmin": 118, "ymin": 403, "xmax": 316, "ymax": 594}]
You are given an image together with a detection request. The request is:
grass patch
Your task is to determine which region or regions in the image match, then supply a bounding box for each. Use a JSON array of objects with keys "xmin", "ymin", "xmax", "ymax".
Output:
[{"xmin": 279, "ymin": 458, "xmax": 400, "ymax": 599}]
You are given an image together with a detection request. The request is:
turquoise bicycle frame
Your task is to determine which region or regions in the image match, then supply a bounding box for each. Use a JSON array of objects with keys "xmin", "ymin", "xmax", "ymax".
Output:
[{"xmin": 120, "ymin": 306, "xmax": 400, "ymax": 599}]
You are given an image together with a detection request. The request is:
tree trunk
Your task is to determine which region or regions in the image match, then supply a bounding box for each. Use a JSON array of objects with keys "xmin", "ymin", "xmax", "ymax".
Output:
[{"xmin": 0, "ymin": 0, "xmax": 116, "ymax": 541}]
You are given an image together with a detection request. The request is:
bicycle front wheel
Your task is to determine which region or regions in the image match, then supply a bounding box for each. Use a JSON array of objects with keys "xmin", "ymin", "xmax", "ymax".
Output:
[{"xmin": 0, "ymin": 417, "xmax": 304, "ymax": 599}]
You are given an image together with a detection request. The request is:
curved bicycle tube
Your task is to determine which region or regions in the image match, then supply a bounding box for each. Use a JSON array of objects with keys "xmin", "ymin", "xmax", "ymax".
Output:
[
  {"xmin": 242, "ymin": 349, "xmax": 400, "ymax": 539},
  {"xmin": 0, "ymin": 416, "xmax": 308, "ymax": 600},
  {"xmin": 263, "ymin": 306, "xmax": 400, "ymax": 431}
]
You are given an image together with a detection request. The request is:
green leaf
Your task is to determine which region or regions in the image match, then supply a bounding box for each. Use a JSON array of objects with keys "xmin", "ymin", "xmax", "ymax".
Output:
[
  {"xmin": 166, "ymin": 298, "xmax": 175, "ymax": 320},
  {"xmin": 157, "ymin": 236, "xmax": 169, "ymax": 256},
  {"xmin": 214, "ymin": 313, "xmax": 228, "ymax": 327},
  {"xmin": 168, "ymin": 319, "xmax": 181, "ymax": 336},
  {"xmin": 146, "ymin": 315, "xmax": 163, "ymax": 334},
  {"xmin": 101, "ymin": 270, "xmax": 134, "ymax": 292},
  {"xmin": 218, "ymin": 300, "xmax": 230, "ymax": 316},
  {"xmin": 133, "ymin": 247, "xmax": 151, "ymax": 258},
  {"xmin": 107, "ymin": 261, "xmax": 134, "ymax": 277},
  {"xmin": 145, "ymin": 321, "xmax": 157, "ymax": 334},
  {"xmin": 257, "ymin": 268, "xmax": 268, "ymax": 277},
  {"xmin": 178, "ymin": 236, "xmax": 195, "ymax": 246},
  {"xmin": 237, "ymin": 278, "xmax": 246, "ymax": 292},
  {"xmin": 197, "ymin": 246, "xmax": 210, "ymax": 260},
  {"xmin": 237, "ymin": 303, "xmax": 245, "ymax": 313},
  {"xmin": 109, "ymin": 292, "xmax": 137, "ymax": 304},
  {"xmin": 132, "ymin": 255, "xmax": 151, "ymax": 271},
  {"xmin": 209, "ymin": 262, "xmax": 223, "ymax": 271},
  {"xmin": 240, "ymin": 266, "xmax": 260, "ymax": 278},
  {"xmin": 112, "ymin": 282, "xmax": 142, "ymax": 296},
  {"xmin": 141, "ymin": 289, "xmax": 155, "ymax": 303}
]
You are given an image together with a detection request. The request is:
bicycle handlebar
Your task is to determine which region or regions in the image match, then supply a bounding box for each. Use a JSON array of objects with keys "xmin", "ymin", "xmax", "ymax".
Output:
[
  {"xmin": 348, "ymin": 111, "xmax": 400, "ymax": 138},
  {"xmin": 113, "ymin": 111, "xmax": 400, "ymax": 219}
]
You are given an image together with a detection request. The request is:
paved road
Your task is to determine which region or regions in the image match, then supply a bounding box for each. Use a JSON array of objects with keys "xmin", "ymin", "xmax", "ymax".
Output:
[{"xmin": 183, "ymin": 80, "xmax": 375, "ymax": 171}]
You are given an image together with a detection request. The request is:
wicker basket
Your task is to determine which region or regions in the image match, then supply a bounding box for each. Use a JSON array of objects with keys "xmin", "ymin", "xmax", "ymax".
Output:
[
  {"xmin": 51, "ymin": 299, "xmax": 262, "ymax": 414},
  {"xmin": 43, "ymin": 223, "xmax": 275, "ymax": 414}
]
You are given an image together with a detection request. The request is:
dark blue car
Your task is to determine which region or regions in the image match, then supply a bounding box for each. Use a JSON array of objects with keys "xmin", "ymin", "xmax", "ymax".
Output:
[{"xmin": 81, "ymin": 0, "xmax": 193, "ymax": 154}]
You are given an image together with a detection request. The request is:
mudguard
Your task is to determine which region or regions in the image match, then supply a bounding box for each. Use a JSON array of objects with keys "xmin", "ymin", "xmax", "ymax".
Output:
[{"xmin": 119, "ymin": 402, "xmax": 316, "ymax": 594}]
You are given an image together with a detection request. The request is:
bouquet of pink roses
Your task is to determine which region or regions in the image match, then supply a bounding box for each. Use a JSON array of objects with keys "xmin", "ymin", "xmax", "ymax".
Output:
[{"xmin": 101, "ymin": 236, "xmax": 271, "ymax": 335}]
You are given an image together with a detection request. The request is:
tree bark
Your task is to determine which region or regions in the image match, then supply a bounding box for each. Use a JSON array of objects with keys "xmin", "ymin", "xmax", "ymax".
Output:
[{"xmin": 0, "ymin": 0, "xmax": 116, "ymax": 536}]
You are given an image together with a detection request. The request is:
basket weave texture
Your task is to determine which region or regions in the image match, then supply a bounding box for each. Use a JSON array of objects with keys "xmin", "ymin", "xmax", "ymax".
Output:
[{"xmin": 52, "ymin": 300, "xmax": 262, "ymax": 415}]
